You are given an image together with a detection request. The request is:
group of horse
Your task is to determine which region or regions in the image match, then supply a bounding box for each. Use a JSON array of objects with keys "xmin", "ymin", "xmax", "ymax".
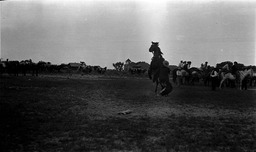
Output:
[
  {"xmin": 147, "ymin": 57, "xmax": 256, "ymax": 95},
  {"xmin": 0, "ymin": 60, "xmax": 107, "ymax": 76},
  {"xmin": 172, "ymin": 64, "xmax": 256, "ymax": 90},
  {"xmin": 0, "ymin": 59, "xmax": 40, "ymax": 76},
  {"xmin": 172, "ymin": 67, "xmax": 203, "ymax": 86},
  {"xmin": 148, "ymin": 55, "xmax": 256, "ymax": 94},
  {"xmin": 218, "ymin": 67, "xmax": 255, "ymax": 90},
  {"xmin": 129, "ymin": 67, "xmax": 147, "ymax": 75}
]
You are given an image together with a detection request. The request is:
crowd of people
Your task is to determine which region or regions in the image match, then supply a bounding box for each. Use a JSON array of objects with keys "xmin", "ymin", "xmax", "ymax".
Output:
[
  {"xmin": 175, "ymin": 60, "xmax": 193, "ymax": 86},
  {"xmin": 148, "ymin": 41, "xmax": 253, "ymax": 93}
]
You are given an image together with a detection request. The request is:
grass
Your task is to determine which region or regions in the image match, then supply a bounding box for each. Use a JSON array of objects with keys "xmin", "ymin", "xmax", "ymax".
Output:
[{"xmin": 0, "ymin": 75, "xmax": 255, "ymax": 152}]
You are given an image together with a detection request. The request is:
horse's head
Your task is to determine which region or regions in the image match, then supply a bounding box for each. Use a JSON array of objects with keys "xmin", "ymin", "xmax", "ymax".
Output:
[
  {"xmin": 222, "ymin": 63, "xmax": 230, "ymax": 71},
  {"xmin": 248, "ymin": 68, "xmax": 254, "ymax": 77}
]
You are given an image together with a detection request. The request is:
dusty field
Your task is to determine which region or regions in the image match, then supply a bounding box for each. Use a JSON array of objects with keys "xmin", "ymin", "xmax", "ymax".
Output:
[{"xmin": 0, "ymin": 74, "xmax": 256, "ymax": 152}]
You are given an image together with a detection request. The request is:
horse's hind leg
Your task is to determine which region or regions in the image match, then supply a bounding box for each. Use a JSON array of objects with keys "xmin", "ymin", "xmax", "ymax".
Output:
[{"xmin": 219, "ymin": 78, "xmax": 225, "ymax": 89}]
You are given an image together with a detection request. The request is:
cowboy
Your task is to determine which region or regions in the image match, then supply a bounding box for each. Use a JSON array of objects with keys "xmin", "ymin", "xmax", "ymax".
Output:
[
  {"xmin": 200, "ymin": 63, "xmax": 204, "ymax": 71},
  {"xmin": 187, "ymin": 61, "xmax": 191, "ymax": 69},
  {"xmin": 241, "ymin": 75, "xmax": 249, "ymax": 90},
  {"xmin": 159, "ymin": 60, "xmax": 172, "ymax": 96},
  {"xmin": 186, "ymin": 61, "xmax": 192, "ymax": 75},
  {"xmin": 230, "ymin": 61, "xmax": 239, "ymax": 87},
  {"xmin": 159, "ymin": 60, "xmax": 170, "ymax": 84},
  {"xmin": 178, "ymin": 60, "xmax": 183, "ymax": 69},
  {"xmin": 231, "ymin": 61, "xmax": 238, "ymax": 76},
  {"xmin": 204, "ymin": 61, "xmax": 208, "ymax": 69},
  {"xmin": 210, "ymin": 67, "xmax": 219, "ymax": 90},
  {"xmin": 183, "ymin": 61, "xmax": 191, "ymax": 70},
  {"xmin": 176, "ymin": 67, "xmax": 182, "ymax": 86},
  {"xmin": 149, "ymin": 41, "xmax": 163, "ymax": 59},
  {"xmin": 182, "ymin": 61, "xmax": 187, "ymax": 69}
]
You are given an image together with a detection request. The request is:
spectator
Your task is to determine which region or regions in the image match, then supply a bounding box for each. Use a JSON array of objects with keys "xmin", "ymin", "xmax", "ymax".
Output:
[
  {"xmin": 187, "ymin": 61, "xmax": 191, "ymax": 69},
  {"xmin": 178, "ymin": 60, "xmax": 183, "ymax": 69},
  {"xmin": 231, "ymin": 61, "xmax": 238, "ymax": 76},
  {"xmin": 176, "ymin": 67, "xmax": 182, "ymax": 86},
  {"xmin": 241, "ymin": 75, "xmax": 249, "ymax": 90},
  {"xmin": 210, "ymin": 67, "xmax": 219, "ymax": 90},
  {"xmin": 182, "ymin": 61, "xmax": 186, "ymax": 69},
  {"xmin": 204, "ymin": 61, "xmax": 208, "ymax": 69}
]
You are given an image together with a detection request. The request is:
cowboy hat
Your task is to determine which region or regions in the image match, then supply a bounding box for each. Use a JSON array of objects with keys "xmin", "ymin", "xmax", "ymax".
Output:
[{"xmin": 163, "ymin": 60, "xmax": 169, "ymax": 68}]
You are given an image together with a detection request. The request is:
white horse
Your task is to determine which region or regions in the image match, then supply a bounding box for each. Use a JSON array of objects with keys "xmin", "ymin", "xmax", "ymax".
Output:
[
  {"xmin": 250, "ymin": 71, "xmax": 256, "ymax": 86},
  {"xmin": 219, "ymin": 63, "xmax": 235, "ymax": 89},
  {"xmin": 219, "ymin": 72, "xmax": 236, "ymax": 89},
  {"xmin": 180, "ymin": 69, "xmax": 189, "ymax": 84},
  {"xmin": 238, "ymin": 68, "xmax": 254, "ymax": 90},
  {"xmin": 219, "ymin": 68, "xmax": 253, "ymax": 90}
]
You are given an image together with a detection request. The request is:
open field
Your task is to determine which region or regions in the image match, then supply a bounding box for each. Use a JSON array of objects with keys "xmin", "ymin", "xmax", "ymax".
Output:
[{"xmin": 0, "ymin": 74, "xmax": 256, "ymax": 152}]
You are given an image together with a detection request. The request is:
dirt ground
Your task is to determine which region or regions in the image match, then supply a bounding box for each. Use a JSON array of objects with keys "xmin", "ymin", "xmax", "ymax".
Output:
[{"xmin": 0, "ymin": 74, "xmax": 256, "ymax": 152}]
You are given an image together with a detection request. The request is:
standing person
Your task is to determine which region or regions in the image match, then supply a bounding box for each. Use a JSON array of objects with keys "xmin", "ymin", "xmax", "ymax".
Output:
[
  {"xmin": 204, "ymin": 61, "xmax": 208, "ymax": 69},
  {"xmin": 241, "ymin": 75, "xmax": 249, "ymax": 90},
  {"xmin": 210, "ymin": 67, "xmax": 219, "ymax": 90},
  {"xmin": 187, "ymin": 61, "xmax": 191, "ymax": 69},
  {"xmin": 186, "ymin": 61, "xmax": 192, "ymax": 74},
  {"xmin": 176, "ymin": 67, "xmax": 182, "ymax": 86},
  {"xmin": 178, "ymin": 60, "xmax": 183, "ymax": 69},
  {"xmin": 231, "ymin": 61, "xmax": 238, "ymax": 87},
  {"xmin": 182, "ymin": 61, "xmax": 187, "ymax": 69},
  {"xmin": 200, "ymin": 63, "xmax": 204, "ymax": 70},
  {"xmin": 231, "ymin": 61, "xmax": 238, "ymax": 76}
]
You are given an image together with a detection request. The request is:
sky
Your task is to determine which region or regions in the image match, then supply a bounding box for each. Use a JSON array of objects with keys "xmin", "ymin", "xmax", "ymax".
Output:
[{"xmin": 1, "ymin": 0, "xmax": 256, "ymax": 69}]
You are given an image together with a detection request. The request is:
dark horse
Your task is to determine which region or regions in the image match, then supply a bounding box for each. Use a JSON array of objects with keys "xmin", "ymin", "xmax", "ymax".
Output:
[{"xmin": 148, "ymin": 57, "xmax": 172, "ymax": 95}]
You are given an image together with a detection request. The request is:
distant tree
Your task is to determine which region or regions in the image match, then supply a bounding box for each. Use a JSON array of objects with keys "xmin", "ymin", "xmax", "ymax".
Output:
[{"xmin": 113, "ymin": 62, "xmax": 124, "ymax": 71}]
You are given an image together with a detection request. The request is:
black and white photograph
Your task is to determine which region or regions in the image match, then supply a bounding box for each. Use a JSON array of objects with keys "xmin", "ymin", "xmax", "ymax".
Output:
[{"xmin": 1, "ymin": 0, "xmax": 256, "ymax": 151}]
